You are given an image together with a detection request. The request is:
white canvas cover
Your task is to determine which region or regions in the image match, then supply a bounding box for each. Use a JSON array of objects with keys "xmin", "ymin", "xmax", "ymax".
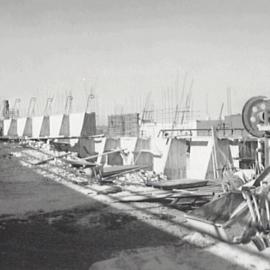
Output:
[
  {"xmin": 3, "ymin": 119, "xmax": 12, "ymax": 136},
  {"xmin": 151, "ymin": 137, "xmax": 171, "ymax": 174},
  {"xmin": 119, "ymin": 137, "xmax": 137, "ymax": 165},
  {"xmin": 230, "ymin": 145, "xmax": 240, "ymax": 169},
  {"xmin": 32, "ymin": 116, "xmax": 43, "ymax": 138},
  {"xmin": 120, "ymin": 137, "xmax": 137, "ymax": 152},
  {"xmin": 17, "ymin": 117, "xmax": 27, "ymax": 137},
  {"xmin": 69, "ymin": 113, "xmax": 85, "ymax": 137},
  {"xmin": 95, "ymin": 137, "xmax": 106, "ymax": 164},
  {"xmin": 68, "ymin": 113, "xmax": 84, "ymax": 145},
  {"xmin": 50, "ymin": 114, "xmax": 64, "ymax": 137},
  {"xmin": 187, "ymin": 137, "xmax": 214, "ymax": 179}
]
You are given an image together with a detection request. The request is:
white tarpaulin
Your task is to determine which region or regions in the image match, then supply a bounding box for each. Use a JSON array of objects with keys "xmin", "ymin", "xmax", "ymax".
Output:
[
  {"xmin": 187, "ymin": 137, "xmax": 213, "ymax": 179},
  {"xmin": 32, "ymin": 116, "xmax": 43, "ymax": 138},
  {"xmin": 50, "ymin": 114, "xmax": 64, "ymax": 137},
  {"xmin": 152, "ymin": 137, "xmax": 171, "ymax": 174},
  {"xmin": 17, "ymin": 118, "xmax": 27, "ymax": 137},
  {"xmin": 3, "ymin": 119, "xmax": 12, "ymax": 136}
]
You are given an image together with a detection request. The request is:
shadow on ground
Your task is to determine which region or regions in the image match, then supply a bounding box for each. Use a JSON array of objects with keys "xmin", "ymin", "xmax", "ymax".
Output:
[{"xmin": 0, "ymin": 143, "xmax": 251, "ymax": 270}]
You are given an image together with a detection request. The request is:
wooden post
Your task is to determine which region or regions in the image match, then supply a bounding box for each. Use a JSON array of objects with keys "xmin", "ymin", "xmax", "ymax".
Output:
[
  {"xmin": 264, "ymin": 137, "xmax": 270, "ymax": 168},
  {"xmin": 211, "ymin": 127, "xmax": 219, "ymax": 179}
]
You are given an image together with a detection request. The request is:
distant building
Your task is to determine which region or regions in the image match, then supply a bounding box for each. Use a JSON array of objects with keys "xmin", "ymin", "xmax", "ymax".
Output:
[
  {"xmin": 224, "ymin": 114, "xmax": 244, "ymax": 129},
  {"xmin": 137, "ymin": 113, "xmax": 249, "ymax": 138},
  {"xmin": 196, "ymin": 114, "xmax": 248, "ymax": 138},
  {"xmin": 108, "ymin": 113, "xmax": 140, "ymax": 137},
  {"xmin": 224, "ymin": 114, "xmax": 249, "ymax": 137},
  {"xmin": 196, "ymin": 120, "xmax": 221, "ymax": 136}
]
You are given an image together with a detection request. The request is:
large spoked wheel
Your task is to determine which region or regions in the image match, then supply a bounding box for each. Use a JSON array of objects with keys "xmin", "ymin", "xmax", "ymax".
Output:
[{"xmin": 242, "ymin": 96, "xmax": 267, "ymax": 138}]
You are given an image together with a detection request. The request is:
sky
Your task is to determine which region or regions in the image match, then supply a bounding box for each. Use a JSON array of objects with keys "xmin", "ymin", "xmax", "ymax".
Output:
[{"xmin": 1, "ymin": 0, "xmax": 270, "ymax": 123}]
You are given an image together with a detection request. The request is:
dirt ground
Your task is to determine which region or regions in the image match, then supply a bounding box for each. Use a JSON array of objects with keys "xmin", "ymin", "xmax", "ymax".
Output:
[
  {"xmin": 0, "ymin": 143, "xmax": 182, "ymax": 270},
  {"xmin": 1, "ymin": 142, "xmax": 270, "ymax": 270}
]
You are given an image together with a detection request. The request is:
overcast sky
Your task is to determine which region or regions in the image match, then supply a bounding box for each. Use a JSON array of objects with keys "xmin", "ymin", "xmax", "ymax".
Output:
[{"xmin": 1, "ymin": 0, "xmax": 270, "ymax": 120}]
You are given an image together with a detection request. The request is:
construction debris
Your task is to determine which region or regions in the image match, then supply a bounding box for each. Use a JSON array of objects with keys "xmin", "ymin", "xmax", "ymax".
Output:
[
  {"xmin": 4, "ymin": 94, "xmax": 270, "ymax": 258},
  {"xmin": 185, "ymin": 169, "xmax": 270, "ymax": 251},
  {"xmin": 146, "ymin": 178, "xmax": 209, "ymax": 190},
  {"xmin": 96, "ymin": 186, "xmax": 122, "ymax": 195},
  {"xmin": 33, "ymin": 152, "xmax": 72, "ymax": 165}
]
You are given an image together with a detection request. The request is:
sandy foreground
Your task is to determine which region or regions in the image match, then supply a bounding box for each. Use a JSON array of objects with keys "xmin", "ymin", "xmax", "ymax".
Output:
[{"xmin": 0, "ymin": 142, "xmax": 270, "ymax": 270}]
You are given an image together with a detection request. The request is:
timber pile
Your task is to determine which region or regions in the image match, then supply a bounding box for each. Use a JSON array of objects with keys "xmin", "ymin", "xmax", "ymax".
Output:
[{"xmin": 113, "ymin": 180, "xmax": 222, "ymax": 209}]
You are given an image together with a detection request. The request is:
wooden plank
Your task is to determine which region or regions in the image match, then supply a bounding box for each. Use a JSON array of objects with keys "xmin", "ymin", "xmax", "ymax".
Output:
[
  {"xmin": 83, "ymin": 148, "xmax": 124, "ymax": 161},
  {"xmin": 118, "ymin": 189, "xmax": 213, "ymax": 202},
  {"xmin": 101, "ymin": 165, "xmax": 146, "ymax": 179},
  {"xmin": 63, "ymin": 158, "xmax": 97, "ymax": 168},
  {"xmin": 119, "ymin": 193, "xmax": 212, "ymax": 202},
  {"xmin": 147, "ymin": 178, "xmax": 208, "ymax": 190},
  {"xmin": 33, "ymin": 152, "xmax": 72, "ymax": 165}
]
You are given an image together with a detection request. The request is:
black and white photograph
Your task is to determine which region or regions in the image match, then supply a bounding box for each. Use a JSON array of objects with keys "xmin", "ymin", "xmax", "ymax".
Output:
[{"xmin": 0, "ymin": 0, "xmax": 270, "ymax": 269}]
